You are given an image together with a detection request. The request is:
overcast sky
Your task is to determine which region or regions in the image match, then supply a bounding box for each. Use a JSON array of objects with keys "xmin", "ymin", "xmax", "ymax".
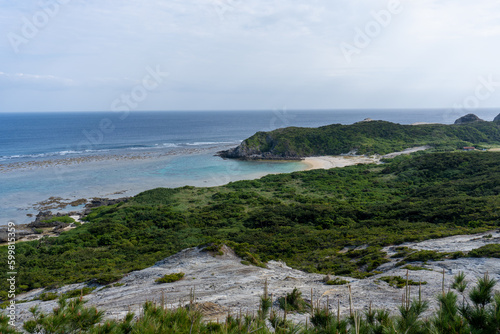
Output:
[{"xmin": 1, "ymin": 0, "xmax": 500, "ymax": 112}]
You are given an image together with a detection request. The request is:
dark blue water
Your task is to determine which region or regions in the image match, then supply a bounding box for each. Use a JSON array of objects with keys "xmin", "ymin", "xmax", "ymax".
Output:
[
  {"xmin": 1, "ymin": 109, "xmax": 499, "ymax": 225},
  {"xmin": 1, "ymin": 110, "xmax": 333, "ymax": 161}
]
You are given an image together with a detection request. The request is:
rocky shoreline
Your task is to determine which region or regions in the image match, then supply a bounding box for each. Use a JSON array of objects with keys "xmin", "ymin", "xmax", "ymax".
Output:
[
  {"xmin": 217, "ymin": 142, "xmax": 304, "ymax": 161},
  {"xmin": 0, "ymin": 197, "xmax": 129, "ymax": 244}
]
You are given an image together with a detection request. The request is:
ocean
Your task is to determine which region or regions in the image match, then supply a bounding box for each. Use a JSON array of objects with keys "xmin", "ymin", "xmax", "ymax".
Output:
[{"xmin": 1, "ymin": 109, "xmax": 499, "ymax": 225}]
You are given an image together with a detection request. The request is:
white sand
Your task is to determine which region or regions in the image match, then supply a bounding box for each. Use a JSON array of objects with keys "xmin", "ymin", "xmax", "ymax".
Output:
[
  {"xmin": 303, "ymin": 155, "xmax": 379, "ymax": 170},
  {"xmin": 411, "ymin": 122, "xmax": 440, "ymax": 125},
  {"xmin": 303, "ymin": 146, "xmax": 431, "ymax": 170}
]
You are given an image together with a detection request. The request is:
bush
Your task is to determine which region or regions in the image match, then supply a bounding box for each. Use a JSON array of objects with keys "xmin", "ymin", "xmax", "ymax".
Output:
[
  {"xmin": 203, "ymin": 243, "xmax": 224, "ymax": 256},
  {"xmin": 95, "ymin": 273, "xmax": 123, "ymax": 285},
  {"xmin": 402, "ymin": 264, "xmax": 430, "ymax": 271},
  {"xmin": 41, "ymin": 216, "xmax": 76, "ymax": 225},
  {"xmin": 391, "ymin": 247, "xmax": 413, "ymax": 258},
  {"xmin": 37, "ymin": 287, "xmax": 96, "ymax": 301},
  {"xmin": 326, "ymin": 278, "xmax": 349, "ymax": 285},
  {"xmin": 469, "ymin": 244, "xmax": 500, "ymax": 258},
  {"xmin": 402, "ymin": 250, "xmax": 447, "ymax": 263},
  {"xmin": 380, "ymin": 276, "xmax": 427, "ymax": 288},
  {"xmin": 155, "ymin": 272, "xmax": 185, "ymax": 284},
  {"xmin": 277, "ymin": 288, "xmax": 310, "ymax": 313},
  {"xmin": 38, "ymin": 292, "xmax": 58, "ymax": 301},
  {"xmin": 62, "ymin": 287, "xmax": 96, "ymax": 299}
]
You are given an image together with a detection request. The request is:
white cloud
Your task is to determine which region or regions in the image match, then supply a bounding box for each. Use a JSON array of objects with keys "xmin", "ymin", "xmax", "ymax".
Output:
[
  {"xmin": 1, "ymin": 0, "xmax": 500, "ymax": 111},
  {"xmin": 0, "ymin": 72, "xmax": 76, "ymax": 90}
]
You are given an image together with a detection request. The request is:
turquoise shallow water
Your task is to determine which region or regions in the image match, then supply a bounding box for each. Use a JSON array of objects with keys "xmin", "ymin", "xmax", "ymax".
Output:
[
  {"xmin": 151, "ymin": 151, "xmax": 305, "ymax": 185},
  {"xmin": 0, "ymin": 147, "xmax": 306, "ymax": 225}
]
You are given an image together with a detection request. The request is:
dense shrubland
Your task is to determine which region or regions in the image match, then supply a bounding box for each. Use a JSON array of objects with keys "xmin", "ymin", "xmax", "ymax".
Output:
[{"xmin": 1, "ymin": 152, "xmax": 500, "ymax": 299}]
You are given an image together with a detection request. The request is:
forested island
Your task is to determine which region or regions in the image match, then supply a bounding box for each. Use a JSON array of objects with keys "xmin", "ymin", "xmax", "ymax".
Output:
[{"xmin": 218, "ymin": 114, "xmax": 500, "ymax": 159}]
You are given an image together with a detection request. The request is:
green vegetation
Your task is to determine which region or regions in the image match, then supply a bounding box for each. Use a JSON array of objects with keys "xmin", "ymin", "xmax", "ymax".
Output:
[
  {"xmin": 1, "ymin": 152, "xmax": 499, "ymax": 297},
  {"xmin": 391, "ymin": 246, "xmax": 474, "ymax": 267},
  {"xmin": 203, "ymin": 242, "xmax": 224, "ymax": 256},
  {"xmin": 391, "ymin": 246, "xmax": 413, "ymax": 258},
  {"xmin": 402, "ymin": 264, "xmax": 431, "ymax": 271},
  {"xmin": 1, "ymin": 274, "xmax": 500, "ymax": 333},
  {"xmin": 452, "ymin": 271, "xmax": 468, "ymax": 293},
  {"xmin": 37, "ymin": 292, "xmax": 58, "ymax": 301},
  {"xmin": 326, "ymin": 278, "xmax": 349, "ymax": 285},
  {"xmin": 379, "ymin": 276, "xmax": 427, "ymax": 288},
  {"xmin": 278, "ymin": 288, "xmax": 310, "ymax": 313},
  {"xmin": 61, "ymin": 287, "xmax": 96, "ymax": 298},
  {"xmin": 36, "ymin": 287, "xmax": 96, "ymax": 301},
  {"xmin": 469, "ymin": 244, "xmax": 500, "ymax": 258},
  {"xmin": 396, "ymin": 250, "xmax": 448, "ymax": 266},
  {"xmin": 404, "ymin": 250, "xmax": 448, "ymax": 262},
  {"xmin": 396, "ymin": 250, "xmax": 466, "ymax": 266},
  {"xmin": 41, "ymin": 216, "xmax": 76, "ymax": 225},
  {"xmin": 155, "ymin": 272, "xmax": 185, "ymax": 284},
  {"xmin": 221, "ymin": 120, "xmax": 500, "ymax": 158}
]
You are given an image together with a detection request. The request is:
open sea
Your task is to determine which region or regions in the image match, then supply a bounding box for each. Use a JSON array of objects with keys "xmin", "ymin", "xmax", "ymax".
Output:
[{"xmin": 1, "ymin": 109, "xmax": 499, "ymax": 225}]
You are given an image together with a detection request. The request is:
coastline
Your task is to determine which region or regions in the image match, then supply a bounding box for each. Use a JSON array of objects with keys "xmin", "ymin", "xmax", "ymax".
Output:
[
  {"xmin": 0, "ymin": 146, "xmax": 306, "ymax": 226},
  {"xmin": 0, "ymin": 145, "xmax": 431, "ymax": 226}
]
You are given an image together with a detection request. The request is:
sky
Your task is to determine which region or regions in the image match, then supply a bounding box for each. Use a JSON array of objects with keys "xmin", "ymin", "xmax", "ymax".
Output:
[{"xmin": 1, "ymin": 0, "xmax": 500, "ymax": 112}]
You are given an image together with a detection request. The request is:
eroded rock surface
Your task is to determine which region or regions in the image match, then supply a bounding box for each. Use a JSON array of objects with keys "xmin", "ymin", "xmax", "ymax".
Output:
[{"xmin": 13, "ymin": 231, "xmax": 500, "ymax": 326}]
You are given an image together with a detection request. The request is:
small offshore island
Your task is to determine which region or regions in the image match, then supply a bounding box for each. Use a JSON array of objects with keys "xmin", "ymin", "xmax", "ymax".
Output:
[{"xmin": 2, "ymin": 113, "xmax": 500, "ymax": 332}]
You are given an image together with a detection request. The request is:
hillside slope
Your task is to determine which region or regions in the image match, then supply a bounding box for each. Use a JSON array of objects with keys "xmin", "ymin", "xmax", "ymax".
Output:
[
  {"xmin": 2, "ymin": 152, "xmax": 499, "ymax": 298},
  {"xmin": 218, "ymin": 119, "xmax": 500, "ymax": 159}
]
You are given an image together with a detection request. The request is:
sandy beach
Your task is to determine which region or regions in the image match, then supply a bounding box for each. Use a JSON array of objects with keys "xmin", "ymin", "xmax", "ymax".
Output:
[
  {"xmin": 303, "ymin": 146, "xmax": 431, "ymax": 170},
  {"xmin": 303, "ymin": 155, "xmax": 379, "ymax": 170}
]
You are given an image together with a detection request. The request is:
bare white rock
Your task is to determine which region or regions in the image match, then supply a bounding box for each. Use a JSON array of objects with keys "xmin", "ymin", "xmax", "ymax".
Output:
[{"xmin": 13, "ymin": 231, "xmax": 500, "ymax": 326}]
